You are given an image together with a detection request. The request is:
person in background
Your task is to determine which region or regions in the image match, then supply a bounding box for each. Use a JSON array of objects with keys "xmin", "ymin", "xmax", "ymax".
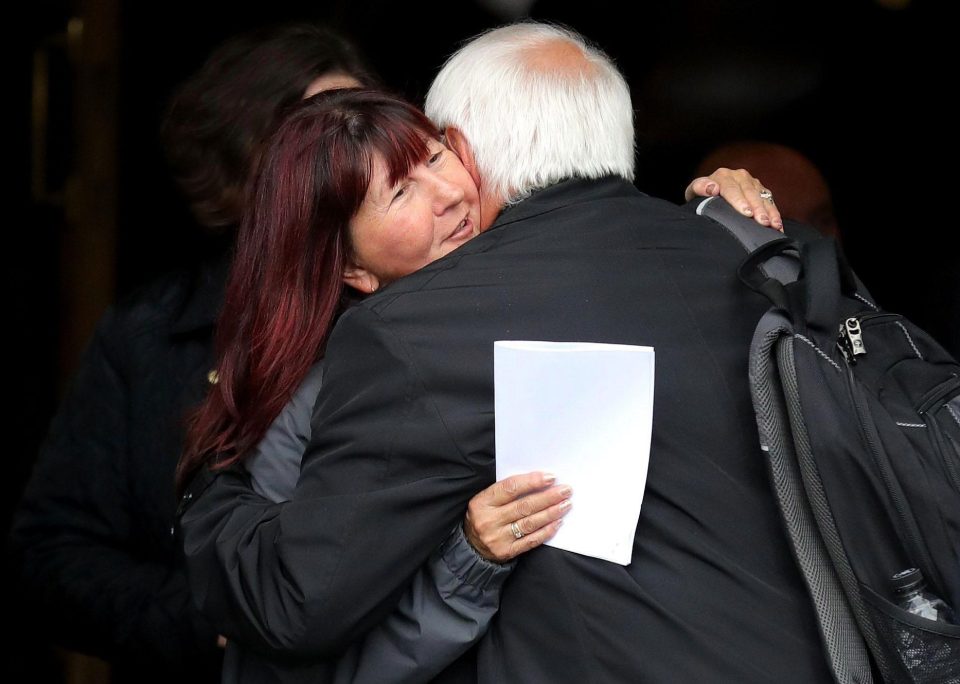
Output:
[{"xmin": 8, "ymin": 23, "xmax": 378, "ymax": 684}]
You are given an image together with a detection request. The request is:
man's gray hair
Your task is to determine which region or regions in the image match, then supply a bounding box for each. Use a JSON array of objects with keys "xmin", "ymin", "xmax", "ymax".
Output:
[{"xmin": 425, "ymin": 22, "xmax": 635, "ymax": 205}]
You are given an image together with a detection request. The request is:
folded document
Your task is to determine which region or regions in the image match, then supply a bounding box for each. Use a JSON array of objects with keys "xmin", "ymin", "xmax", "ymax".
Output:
[{"xmin": 494, "ymin": 341, "xmax": 655, "ymax": 565}]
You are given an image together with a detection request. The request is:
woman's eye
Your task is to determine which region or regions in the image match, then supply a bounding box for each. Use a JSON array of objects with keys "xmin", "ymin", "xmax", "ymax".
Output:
[
  {"xmin": 428, "ymin": 151, "xmax": 443, "ymax": 164},
  {"xmin": 392, "ymin": 185, "xmax": 408, "ymax": 201}
]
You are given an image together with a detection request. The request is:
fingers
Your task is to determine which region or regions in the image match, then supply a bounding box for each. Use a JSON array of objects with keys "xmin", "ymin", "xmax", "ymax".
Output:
[
  {"xmin": 701, "ymin": 168, "xmax": 784, "ymax": 231},
  {"xmin": 752, "ymin": 178, "xmax": 783, "ymax": 232},
  {"xmin": 740, "ymin": 174, "xmax": 783, "ymax": 232},
  {"xmin": 512, "ymin": 496, "xmax": 571, "ymax": 537},
  {"xmin": 463, "ymin": 475, "xmax": 573, "ymax": 563},
  {"xmin": 500, "ymin": 516, "xmax": 566, "ymax": 562},
  {"xmin": 485, "ymin": 496, "xmax": 573, "ymax": 563},
  {"xmin": 683, "ymin": 176, "xmax": 720, "ymax": 202},
  {"xmin": 481, "ymin": 471, "xmax": 557, "ymax": 506},
  {"xmin": 710, "ymin": 168, "xmax": 756, "ymax": 220},
  {"xmin": 502, "ymin": 483, "xmax": 571, "ymax": 528}
]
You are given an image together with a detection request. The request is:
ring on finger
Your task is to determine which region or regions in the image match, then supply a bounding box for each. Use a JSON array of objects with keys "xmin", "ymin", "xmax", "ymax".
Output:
[
  {"xmin": 510, "ymin": 521, "xmax": 524, "ymax": 539},
  {"xmin": 758, "ymin": 188, "xmax": 774, "ymax": 203}
]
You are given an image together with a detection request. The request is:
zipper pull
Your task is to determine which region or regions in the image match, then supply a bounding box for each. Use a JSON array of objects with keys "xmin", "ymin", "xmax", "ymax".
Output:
[{"xmin": 838, "ymin": 317, "xmax": 867, "ymax": 363}]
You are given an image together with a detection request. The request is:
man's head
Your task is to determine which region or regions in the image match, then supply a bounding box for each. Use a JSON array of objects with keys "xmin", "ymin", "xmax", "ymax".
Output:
[{"xmin": 425, "ymin": 22, "xmax": 635, "ymax": 230}]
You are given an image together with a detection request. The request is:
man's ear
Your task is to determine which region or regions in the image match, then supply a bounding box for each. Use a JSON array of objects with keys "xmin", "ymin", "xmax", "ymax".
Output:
[
  {"xmin": 342, "ymin": 260, "xmax": 381, "ymax": 295},
  {"xmin": 444, "ymin": 127, "xmax": 481, "ymax": 188}
]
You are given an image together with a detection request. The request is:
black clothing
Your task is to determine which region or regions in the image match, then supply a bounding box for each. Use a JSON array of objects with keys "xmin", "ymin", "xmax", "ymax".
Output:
[
  {"xmin": 181, "ymin": 178, "xmax": 834, "ymax": 682},
  {"xmin": 10, "ymin": 255, "xmax": 227, "ymax": 684}
]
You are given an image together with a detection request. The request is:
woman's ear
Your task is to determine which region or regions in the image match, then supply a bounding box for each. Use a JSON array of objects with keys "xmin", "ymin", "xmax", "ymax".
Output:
[
  {"xmin": 444, "ymin": 127, "xmax": 481, "ymax": 188},
  {"xmin": 342, "ymin": 261, "xmax": 381, "ymax": 294}
]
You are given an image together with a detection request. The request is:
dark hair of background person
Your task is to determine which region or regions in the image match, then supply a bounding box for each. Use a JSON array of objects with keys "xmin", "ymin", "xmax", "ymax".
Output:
[
  {"xmin": 177, "ymin": 89, "xmax": 439, "ymax": 492},
  {"xmin": 161, "ymin": 22, "xmax": 379, "ymax": 231}
]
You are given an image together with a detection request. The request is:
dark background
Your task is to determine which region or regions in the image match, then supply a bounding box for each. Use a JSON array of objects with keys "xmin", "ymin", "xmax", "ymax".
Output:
[{"xmin": 8, "ymin": 0, "xmax": 957, "ymax": 679}]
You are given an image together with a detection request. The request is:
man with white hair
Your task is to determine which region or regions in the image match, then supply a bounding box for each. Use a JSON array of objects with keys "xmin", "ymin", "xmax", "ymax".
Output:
[{"xmin": 181, "ymin": 23, "xmax": 830, "ymax": 682}]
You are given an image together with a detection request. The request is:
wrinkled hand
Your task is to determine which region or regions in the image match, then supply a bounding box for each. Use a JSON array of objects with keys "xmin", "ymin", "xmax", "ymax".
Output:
[
  {"xmin": 464, "ymin": 472, "xmax": 572, "ymax": 563},
  {"xmin": 685, "ymin": 167, "xmax": 783, "ymax": 231}
]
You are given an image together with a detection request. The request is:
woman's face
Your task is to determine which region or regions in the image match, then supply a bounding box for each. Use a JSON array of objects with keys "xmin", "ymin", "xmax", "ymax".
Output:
[{"xmin": 344, "ymin": 137, "xmax": 481, "ymax": 292}]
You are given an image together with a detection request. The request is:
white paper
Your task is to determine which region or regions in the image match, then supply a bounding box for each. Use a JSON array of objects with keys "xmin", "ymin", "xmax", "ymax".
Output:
[{"xmin": 494, "ymin": 340, "xmax": 655, "ymax": 565}]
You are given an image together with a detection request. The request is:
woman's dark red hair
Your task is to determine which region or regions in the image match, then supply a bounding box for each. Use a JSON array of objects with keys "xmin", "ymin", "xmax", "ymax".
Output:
[{"xmin": 177, "ymin": 89, "xmax": 440, "ymax": 492}]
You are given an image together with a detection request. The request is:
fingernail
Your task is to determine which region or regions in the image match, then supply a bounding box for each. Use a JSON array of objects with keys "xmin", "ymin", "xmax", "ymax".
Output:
[
  {"xmin": 559, "ymin": 487, "xmax": 572, "ymax": 498},
  {"xmin": 560, "ymin": 500, "xmax": 572, "ymax": 511},
  {"xmin": 542, "ymin": 472, "xmax": 557, "ymax": 484},
  {"xmin": 774, "ymin": 220, "xmax": 784, "ymax": 230},
  {"xmin": 705, "ymin": 182, "xmax": 718, "ymax": 194},
  {"xmin": 758, "ymin": 214, "xmax": 770, "ymax": 225},
  {"xmin": 741, "ymin": 206, "xmax": 753, "ymax": 216}
]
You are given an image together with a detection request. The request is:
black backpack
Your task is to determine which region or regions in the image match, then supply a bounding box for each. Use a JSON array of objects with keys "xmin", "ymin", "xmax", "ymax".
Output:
[{"xmin": 697, "ymin": 196, "xmax": 960, "ymax": 684}]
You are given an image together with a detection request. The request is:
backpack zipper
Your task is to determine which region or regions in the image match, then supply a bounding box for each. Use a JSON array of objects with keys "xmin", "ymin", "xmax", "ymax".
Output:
[{"xmin": 836, "ymin": 313, "xmax": 901, "ymax": 363}]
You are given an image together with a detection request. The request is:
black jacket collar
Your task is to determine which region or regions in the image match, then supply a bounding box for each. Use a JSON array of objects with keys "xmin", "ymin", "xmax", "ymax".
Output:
[{"xmin": 486, "ymin": 176, "xmax": 643, "ymax": 234}]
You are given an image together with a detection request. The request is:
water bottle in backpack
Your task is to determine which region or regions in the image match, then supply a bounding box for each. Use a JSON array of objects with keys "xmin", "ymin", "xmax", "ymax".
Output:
[{"xmin": 891, "ymin": 568, "xmax": 957, "ymax": 624}]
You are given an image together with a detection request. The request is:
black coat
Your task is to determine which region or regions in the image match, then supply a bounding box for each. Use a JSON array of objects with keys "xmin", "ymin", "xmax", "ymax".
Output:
[
  {"xmin": 10, "ymin": 255, "xmax": 227, "ymax": 684},
  {"xmin": 181, "ymin": 178, "xmax": 834, "ymax": 683}
]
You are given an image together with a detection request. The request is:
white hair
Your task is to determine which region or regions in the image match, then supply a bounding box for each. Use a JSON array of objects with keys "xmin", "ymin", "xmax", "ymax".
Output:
[{"xmin": 425, "ymin": 22, "xmax": 635, "ymax": 205}]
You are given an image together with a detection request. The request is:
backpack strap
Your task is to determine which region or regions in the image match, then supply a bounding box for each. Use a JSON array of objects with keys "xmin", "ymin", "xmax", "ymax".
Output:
[
  {"xmin": 695, "ymin": 196, "xmax": 879, "ymax": 683},
  {"xmin": 696, "ymin": 195, "xmax": 802, "ymax": 284},
  {"xmin": 736, "ymin": 237, "xmax": 799, "ymax": 314},
  {"xmin": 801, "ymin": 238, "xmax": 861, "ymax": 334}
]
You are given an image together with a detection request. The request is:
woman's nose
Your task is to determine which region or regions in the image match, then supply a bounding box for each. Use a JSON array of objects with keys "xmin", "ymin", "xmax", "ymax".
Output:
[{"xmin": 431, "ymin": 173, "xmax": 464, "ymax": 214}]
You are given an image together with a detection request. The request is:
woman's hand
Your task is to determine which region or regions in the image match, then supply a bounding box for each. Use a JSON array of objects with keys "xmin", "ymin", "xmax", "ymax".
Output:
[
  {"xmin": 464, "ymin": 472, "xmax": 571, "ymax": 563},
  {"xmin": 685, "ymin": 167, "xmax": 783, "ymax": 231}
]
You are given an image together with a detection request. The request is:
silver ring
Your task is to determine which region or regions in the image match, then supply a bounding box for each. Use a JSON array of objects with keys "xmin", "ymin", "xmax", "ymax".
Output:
[
  {"xmin": 510, "ymin": 521, "xmax": 524, "ymax": 539},
  {"xmin": 759, "ymin": 188, "xmax": 774, "ymax": 203}
]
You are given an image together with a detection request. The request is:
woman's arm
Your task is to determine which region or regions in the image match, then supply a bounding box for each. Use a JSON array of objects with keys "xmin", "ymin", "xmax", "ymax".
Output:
[
  {"xmin": 244, "ymin": 362, "xmax": 325, "ymax": 502},
  {"xmin": 329, "ymin": 477, "xmax": 567, "ymax": 684},
  {"xmin": 223, "ymin": 361, "xmax": 569, "ymax": 680}
]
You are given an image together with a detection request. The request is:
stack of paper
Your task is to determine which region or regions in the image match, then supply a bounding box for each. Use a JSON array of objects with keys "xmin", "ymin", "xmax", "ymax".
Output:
[{"xmin": 494, "ymin": 341, "xmax": 655, "ymax": 566}]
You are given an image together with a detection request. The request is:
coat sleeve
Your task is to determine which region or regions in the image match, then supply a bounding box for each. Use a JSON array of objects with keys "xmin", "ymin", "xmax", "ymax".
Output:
[
  {"xmin": 233, "ymin": 358, "xmax": 511, "ymax": 678},
  {"xmin": 243, "ymin": 361, "xmax": 326, "ymax": 503},
  {"xmin": 331, "ymin": 523, "xmax": 512, "ymax": 684},
  {"xmin": 179, "ymin": 304, "xmax": 494, "ymax": 658},
  {"xmin": 9, "ymin": 308, "xmax": 220, "ymax": 672}
]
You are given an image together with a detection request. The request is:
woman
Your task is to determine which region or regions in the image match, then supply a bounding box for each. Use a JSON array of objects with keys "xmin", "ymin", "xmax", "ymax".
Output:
[
  {"xmin": 157, "ymin": 23, "xmax": 572, "ymax": 684},
  {"xmin": 176, "ymin": 88, "xmax": 573, "ymax": 683},
  {"xmin": 178, "ymin": 86, "xmax": 782, "ymax": 682}
]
